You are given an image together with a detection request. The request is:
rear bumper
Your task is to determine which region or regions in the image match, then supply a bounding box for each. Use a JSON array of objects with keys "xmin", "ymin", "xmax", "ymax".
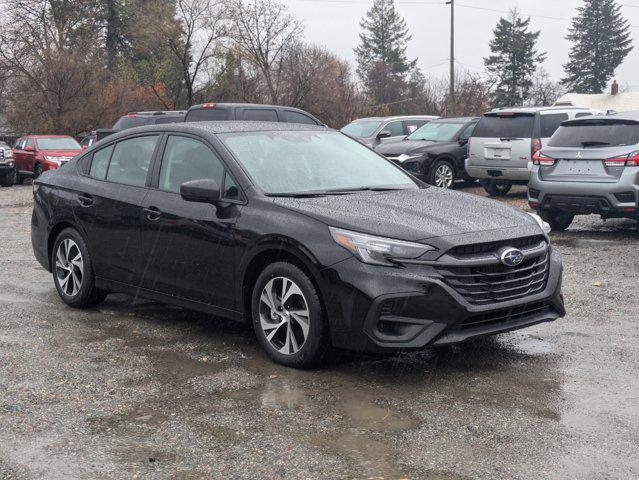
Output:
[
  {"xmin": 528, "ymin": 168, "xmax": 639, "ymax": 216},
  {"xmin": 323, "ymin": 248, "xmax": 565, "ymax": 353},
  {"xmin": 465, "ymin": 159, "xmax": 530, "ymax": 181}
]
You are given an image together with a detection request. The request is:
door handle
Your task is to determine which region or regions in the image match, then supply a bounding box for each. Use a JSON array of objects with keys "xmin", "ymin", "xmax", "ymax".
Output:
[
  {"xmin": 77, "ymin": 194, "xmax": 93, "ymax": 207},
  {"xmin": 143, "ymin": 206, "xmax": 161, "ymax": 221}
]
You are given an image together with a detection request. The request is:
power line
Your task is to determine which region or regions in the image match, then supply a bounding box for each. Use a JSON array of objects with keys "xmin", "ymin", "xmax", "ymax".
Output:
[{"xmin": 455, "ymin": 3, "xmax": 570, "ymax": 21}]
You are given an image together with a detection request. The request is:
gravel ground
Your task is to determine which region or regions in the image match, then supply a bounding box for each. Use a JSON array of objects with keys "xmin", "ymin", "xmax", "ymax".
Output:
[{"xmin": 0, "ymin": 183, "xmax": 638, "ymax": 479}]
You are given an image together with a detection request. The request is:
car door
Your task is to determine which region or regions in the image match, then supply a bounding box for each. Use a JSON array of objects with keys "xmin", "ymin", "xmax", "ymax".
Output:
[
  {"xmin": 377, "ymin": 120, "xmax": 406, "ymax": 145},
  {"xmin": 73, "ymin": 135, "xmax": 160, "ymax": 286},
  {"xmin": 22, "ymin": 137, "xmax": 36, "ymax": 173},
  {"xmin": 139, "ymin": 134, "xmax": 242, "ymax": 310},
  {"xmin": 13, "ymin": 138, "xmax": 25, "ymax": 171}
]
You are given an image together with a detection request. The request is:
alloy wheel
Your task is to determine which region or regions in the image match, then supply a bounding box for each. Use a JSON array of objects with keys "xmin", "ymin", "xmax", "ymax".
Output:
[
  {"xmin": 434, "ymin": 164, "xmax": 454, "ymax": 189},
  {"xmin": 55, "ymin": 239, "xmax": 84, "ymax": 297},
  {"xmin": 259, "ymin": 277, "xmax": 310, "ymax": 355}
]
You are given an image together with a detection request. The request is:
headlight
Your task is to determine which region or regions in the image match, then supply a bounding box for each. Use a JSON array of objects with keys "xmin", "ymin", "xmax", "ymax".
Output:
[
  {"xmin": 44, "ymin": 156, "xmax": 62, "ymax": 165},
  {"xmin": 329, "ymin": 227, "xmax": 435, "ymax": 266},
  {"xmin": 528, "ymin": 213, "xmax": 551, "ymax": 235},
  {"xmin": 397, "ymin": 153, "xmax": 423, "ymax": 163}
]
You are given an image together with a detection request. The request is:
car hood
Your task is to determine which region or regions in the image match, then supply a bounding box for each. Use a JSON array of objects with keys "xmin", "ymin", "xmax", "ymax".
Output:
[
  {"xmin": 271, "ymin": 188, "xmax": 536, "ymax": 242},
  {"xmin": 375, "ymin": 140, "xmax": 439, "ymax": 155},
  {"xmin": 40, "ymin": 149, "xmax": 82, "ymax": 157}
]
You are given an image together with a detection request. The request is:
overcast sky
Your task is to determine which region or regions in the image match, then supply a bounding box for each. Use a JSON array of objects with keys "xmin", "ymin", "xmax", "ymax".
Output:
[{"xmin": 281, "ymin": 0, "xmax": 639, "ymax": 91}]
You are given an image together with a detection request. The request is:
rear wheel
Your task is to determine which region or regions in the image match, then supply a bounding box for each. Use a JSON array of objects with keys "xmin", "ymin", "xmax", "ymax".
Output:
[
  {"xmin": 429, "ymin": 160, "xmax": 456, "ymax": 189},
  {"xmin": 52, "ymin": 228, "xmax": 107, "ymax": 308},
  {"xmin": 480, "ymin": 179, "xmax": 512, "ymax": 196},
  {"xmin": 251, "ymin": 262, "xmax": 329, "ymax": 368},
  {"xmin": 539, "ymin": 210, "xmax": 574, "ymax": 231}
]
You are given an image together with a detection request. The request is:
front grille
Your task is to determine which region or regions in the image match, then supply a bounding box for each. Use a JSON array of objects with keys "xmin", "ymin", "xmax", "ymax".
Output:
[
  {"xmin": 456, "ymin": 302, "xmax": 552, "ymax": 331},
  {"xmin": 449, "ymin": 236, "xmax": 545, "ymax": 258},
  {"xmin": 437, "ymin": 252, "xmax": 550, "ymax": 304}
]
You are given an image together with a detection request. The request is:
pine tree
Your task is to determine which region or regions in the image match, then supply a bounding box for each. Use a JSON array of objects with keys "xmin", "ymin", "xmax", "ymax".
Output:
[
  {"xmin": 484, "ymin": 8, "xmax": 546, "ymax": 107},
  {"xmin": 561, "ymin": 0, "xmax": 633, "ymax": 93},
  {"xmin": 354, "ymin": 0, "xmax": 416, "ymax": 112}
]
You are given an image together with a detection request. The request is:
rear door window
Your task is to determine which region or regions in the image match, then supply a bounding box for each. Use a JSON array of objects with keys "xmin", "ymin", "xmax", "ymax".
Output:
[
  {"xmin": 540, "ymin": 113, "xmax": 569, "ymax": 138},
  {"xmin": 106, "ymin": 135, "xmax": 159, "ymax": 186},
  {"xmin": 548, "ymin": 121, "xmax": 639, "ymax": 148},
  {"xmin": 241, "ymin": 109, "xmax": 278, "ymax": 122},
  {"xmin": 473, "ymin": 115, "xmax": 535, "ymax": 138},
  {"xmin": 283, "ymin": 110, "xmax": 318, "ymax": 125},
  {"xmin": 185, "ymin": 108, "xmax": 231, "ymax": 122}
]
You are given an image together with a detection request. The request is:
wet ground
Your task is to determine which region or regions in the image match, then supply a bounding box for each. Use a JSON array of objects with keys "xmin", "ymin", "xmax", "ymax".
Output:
[{"xmin": 0, "ymin": 184, "xmax": 638, "ymax": 479}]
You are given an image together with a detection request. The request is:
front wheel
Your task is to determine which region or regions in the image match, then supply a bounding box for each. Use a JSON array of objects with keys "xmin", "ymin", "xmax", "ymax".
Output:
[
  {"xmin": 0, "ymin": 170, "xmax": 16, "ymax": 187},
  {"xmin": 52, "ymin": 228, "xmax": 107, "ymax": 308},
  {"xmin": 252, "ymin": 262, "xmax": 329, "ymax": 368},
  {"xmin": 429, "ymin": 160, "xmax": 456, "ymax": 189},
  {"xmin": 480, "ymin": 179, "xmax": 512, "ymax": 196},
  {"xmin": 539, "ymin": 210, "xmax": 574, "ymax": 231}
]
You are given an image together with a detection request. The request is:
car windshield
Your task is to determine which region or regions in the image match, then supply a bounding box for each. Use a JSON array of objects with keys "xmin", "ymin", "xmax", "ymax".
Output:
[
  {"xmin": 36, "ymin": 138, "xmax": 81, "ymax": 150},
  {"xmin": 406, "ymin": 122, "xmax": 464, "ymax": 141},
  {"xmin": 341, "ymin": 120, "xmax": 382, "ymax": 138},
  {"xmin": 221, "ymin": 130, "xmax": 417, "ymax": 195},
  {"xmin": 549, "ymin": 121, "xmax": 639, "ymax": 148}
]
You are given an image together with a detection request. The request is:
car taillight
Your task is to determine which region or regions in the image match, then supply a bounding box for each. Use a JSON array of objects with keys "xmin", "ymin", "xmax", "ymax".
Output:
[
  {"xmin": 202, "ymin": 103, "xmax": 216, "ymax": 109},
  {"xmin": 531, "ymin": 138, "xmax": 541, "ymax": 157},
  {"xmin": 604, "ymin": 151, "xmax": 639, "ymax": 167},
  {"xmin": 532, "ymin": 150, "xmax": 556, "ymax": 166}
]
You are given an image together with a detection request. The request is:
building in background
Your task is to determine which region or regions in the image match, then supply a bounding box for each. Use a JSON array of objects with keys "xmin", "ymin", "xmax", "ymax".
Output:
[{"xmin": 555, "ymin": 80, "xmax": 639, "ymax": 113}]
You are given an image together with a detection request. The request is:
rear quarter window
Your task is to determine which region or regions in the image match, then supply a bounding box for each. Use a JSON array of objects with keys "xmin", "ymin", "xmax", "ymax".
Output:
[
  {"xmin": 473, "ymin": 115, "xmax": 535, "ymax": 138},
  {"xmin": 549, "ymin": 121, "xmax": 639, "ymax": 148},
  {"xmin": 241, "ymin": 109, "xmax": 278, "ymax": 122},
  {"xmin": 540, "ymin": 113, "xmax": 569, "ymax": 138}
]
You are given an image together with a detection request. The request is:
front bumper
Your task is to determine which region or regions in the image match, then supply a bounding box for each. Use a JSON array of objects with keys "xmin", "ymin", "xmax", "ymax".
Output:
[
  {"xmin": 466, "ymin": 159, "xmax": 530, "ymax": 181},
  {"xmin": 528, "ymin": 167, "xmax": 639, "ymax": 216},
  {"xmin": 0, "ymin": 161, "xmax": 15, "ymax": 173},
  {"xmin": 322, "ymin": 248, "xmax": 565, "ymax": 353}
]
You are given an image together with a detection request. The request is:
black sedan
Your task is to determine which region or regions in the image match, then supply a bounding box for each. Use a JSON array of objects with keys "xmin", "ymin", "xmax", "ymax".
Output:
[
  {"xmin": 31, "ymin": 121, "xmax": 565, "ymax": 367},
  {"xmin": 375, "ymin": 117, "xmax": 479, "ymax": 189}
]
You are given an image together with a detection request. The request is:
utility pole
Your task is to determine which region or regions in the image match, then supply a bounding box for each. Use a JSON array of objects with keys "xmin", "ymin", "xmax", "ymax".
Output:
[{"xmin": 446, "ymin": 0, "xmax": 455, "ymax": 110}]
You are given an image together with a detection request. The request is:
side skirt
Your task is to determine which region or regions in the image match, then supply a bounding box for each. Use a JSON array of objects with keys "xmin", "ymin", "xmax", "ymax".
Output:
[{"xmin": 95, "ymin": 277, "xmax": 246, "ymax": 323}]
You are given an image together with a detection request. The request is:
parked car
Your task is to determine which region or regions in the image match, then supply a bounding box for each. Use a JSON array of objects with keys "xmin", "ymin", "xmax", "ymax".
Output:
[
  {"xmin": 183, "ymin": 103, "xmax": 324, "ymax": 126},
  {"xmin": 31, "ymin": 121, "xmax": 564, "ymax": 368},
  {"xmin": 341, "ymin": 115, "xmax": 439, "ymax": 148},
  {"xmin": 0, "ymin": 141, "xmax": 16, "ymax": 187},
  {"xmin": 528, "ymin": 111, "xmax": 639, "ymax": 231},
  {"xmin": 375, "ymin": 117, "xmax": 479, "ymax": 189},
  {"xmin": 467, "ymin": 107, "xmax": 605, "ymax": 196},
  {"xmin": 13, "ymin": 135, "xmax": 83, "ymax": 182},
  {"xmin": 80, "ymin": 133, "xmax": 97, "ymax": 150}
]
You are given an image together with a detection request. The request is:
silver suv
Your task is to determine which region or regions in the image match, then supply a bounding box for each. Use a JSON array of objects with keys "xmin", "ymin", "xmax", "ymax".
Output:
[
  {"xmin": 341, "ymin": 115, "xmax": 439, "ymax": 148},
  {"xmin": 0, "ymin": 141, "xmax": 16, "ymax": 187},
  {"xmin": 528, "ymin": 112, "xmax": 639, "ymax": 230},
  {"xmin": 467, "ymin": 107, "xmax": 604, "ymax": 196}
]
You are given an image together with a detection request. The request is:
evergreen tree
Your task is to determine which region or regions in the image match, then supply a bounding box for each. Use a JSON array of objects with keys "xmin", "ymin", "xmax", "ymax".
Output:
[
  {"xmin": 484, "ymin": 8, "xmax": 546, "ymax": 107},
  {"xmin": 354, "ymin": 0, "xmax": 416, "ymax": 112},
  {"xmin": 561, "ymin": 0, "xmax": 633, "ymax": 93}
]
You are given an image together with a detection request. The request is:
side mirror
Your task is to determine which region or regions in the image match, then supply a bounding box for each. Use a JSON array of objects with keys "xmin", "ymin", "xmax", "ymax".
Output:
[
  {"xmin": 458, "ymin": 137, "xmax": 469, "ymax": 146},
  {"xmin": 377, "ymin": 130, "xmax": 392, "ymax": 140},
  {"xmin": 25, "ymin": 145, "xmax": 35, "ymax": 152},
  {"xmin": 180, "ymin": 178, "xmax": 220, "ymax": 205}
]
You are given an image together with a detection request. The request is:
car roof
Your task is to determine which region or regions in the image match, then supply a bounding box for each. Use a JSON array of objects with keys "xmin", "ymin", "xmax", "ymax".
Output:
[
  {"xmin": 101, "ymin": 121, "xmax": 331, "ymax": 142},
  {"xmin": 563, "ymin": 110, "xmax": 639, "ymax": 125},
  {"xmin": 189, "ymin": 103, "xmax": 309, "ymax": 111},
  {"xmin": 487, "ymin": 106, "xmax": 595, "ymax": 114},
  {"xmin": 126, "ymin": 111, "xmax": 186, "ymax": 116},
  {"xmin": 351, "ymin": 115, "xmax": 439, "ymax": 122}
]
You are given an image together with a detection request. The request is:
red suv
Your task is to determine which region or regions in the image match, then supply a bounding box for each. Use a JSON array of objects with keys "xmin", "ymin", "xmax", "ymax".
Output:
[{"xmin": 13, "ymin": 135, "xmax": 82, "ymax": 182}]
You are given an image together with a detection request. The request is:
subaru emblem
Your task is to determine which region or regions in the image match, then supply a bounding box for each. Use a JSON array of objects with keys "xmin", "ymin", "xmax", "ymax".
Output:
[{"xmin": 500, "ymin": 248, "xmax": 524, "ymax": 267}]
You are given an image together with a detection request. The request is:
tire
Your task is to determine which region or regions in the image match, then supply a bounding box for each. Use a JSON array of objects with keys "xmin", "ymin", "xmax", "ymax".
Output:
[
  {"xmin": 34, "ymin": 163, "xmax": 43, "ymax": 179},
  {"xmin": 52, "ymin": 228, "xmax": 107, "ymax": 308},
  {"xmin": 539, "ymin": 210, "xmax": 574, "ymax": 232},
  {"xmin": 480, "ymin": 179, "xmax": 512, "ymax": 196},
  {"xmin": 251, "ymin": 262, "xmax": 329, "ymax": 368},
  {"xmin": 0, "ymin": 170, "xmax": 16, "ymax": 187},
  {"xmin": 428, "ymin": 160, "xmax": 456, "ymax": 189}
]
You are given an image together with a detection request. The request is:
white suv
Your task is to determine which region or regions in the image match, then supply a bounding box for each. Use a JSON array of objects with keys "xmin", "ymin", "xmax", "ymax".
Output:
[{"xmin": 466, "ymin": 107, "xmax": 604, "ymax": 196}]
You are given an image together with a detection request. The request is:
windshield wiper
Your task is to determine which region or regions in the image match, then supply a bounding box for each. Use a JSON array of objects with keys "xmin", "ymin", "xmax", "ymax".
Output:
[{"xmin": 581, "ymin": 141, "xmax": 610, "ymax": 147}]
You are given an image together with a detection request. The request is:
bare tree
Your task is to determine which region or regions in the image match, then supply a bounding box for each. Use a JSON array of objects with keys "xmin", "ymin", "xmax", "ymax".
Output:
[
  {"xmin": 230, "ymin": 0, "xmax": 303, "ymax": 104},
  {"xmin": 528, "ymin": 68, "xmax": 564, "ymax": 106}
]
